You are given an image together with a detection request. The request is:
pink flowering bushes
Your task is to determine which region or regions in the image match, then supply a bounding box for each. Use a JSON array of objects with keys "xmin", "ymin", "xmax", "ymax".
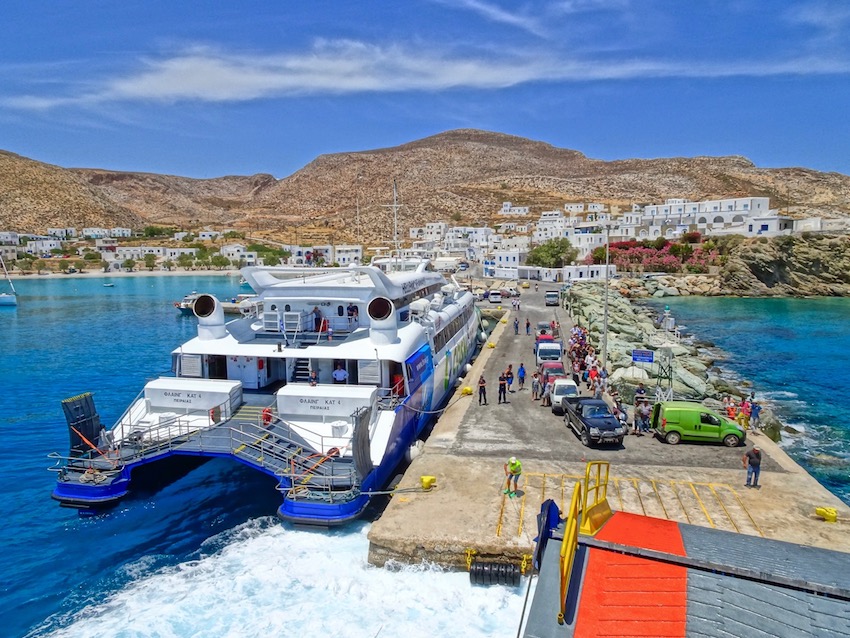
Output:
[{"xmin": 588, "ymin": 240, "xmax": 720, "ymax": 274}]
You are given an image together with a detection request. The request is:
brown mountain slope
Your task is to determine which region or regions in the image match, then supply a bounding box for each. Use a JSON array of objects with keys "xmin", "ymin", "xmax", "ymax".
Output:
[
  {"xmin": 0, "ymin": 150, "xmax": 143, "ymax": 231},
  {"xmin": 70, "ymin": 169, "xmax": 278, "ymax": 227},
  {"xmin": 2, "ymin": 129, "xmax": 849, "ymax": 243}
]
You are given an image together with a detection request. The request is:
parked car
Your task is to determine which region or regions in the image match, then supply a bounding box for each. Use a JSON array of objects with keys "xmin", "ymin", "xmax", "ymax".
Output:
[
  {"xmin": 565, "ymin": 398, "xmax": 626, "ymax": 447},
  {"xmin": 544, "ymin": 291, "xmax": 560, "ymax": 306},
  {"xmin": 488, "ymin": 291, "xmax": 503, "ymax": 304},
  {"xmin": 539, "ymin": 360, "xmax": 568, "ymax": 382},
  {"xmin": 521, "ymin": 281, "xmax": 530, "ymax": 289},
  {"xmin": 551, "ymin": 378, "xmax": 579, "ymax": 415},
  {"xmin": 651, "ymin": 401, "xmax": 746, "ymax": 447},
  {"xmin": 535, "ymin": 321, "xmax": 552, "ymax": 338}
]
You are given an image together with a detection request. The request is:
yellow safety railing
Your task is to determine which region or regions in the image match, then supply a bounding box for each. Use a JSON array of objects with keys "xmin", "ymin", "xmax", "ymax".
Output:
[
  {"xmin": 558, "ymin": 483, "xmax": 582, "ymax": 625},
  {"xmin": 580, "ymin": 461, "xmax": 612, "ymax": 536}
]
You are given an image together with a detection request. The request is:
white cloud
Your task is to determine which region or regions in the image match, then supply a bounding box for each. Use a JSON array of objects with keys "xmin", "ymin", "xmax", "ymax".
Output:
[
  {"xmin": 431, "ymin": 0, "xmax": 546, "ymax": 36},
  {"xmin": 3, "ymin": 40, "xmax": 850, "ymax": 111}
]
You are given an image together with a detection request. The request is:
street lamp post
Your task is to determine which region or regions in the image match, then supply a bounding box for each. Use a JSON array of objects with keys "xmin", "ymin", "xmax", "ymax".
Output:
[{"xmin": 601, "ymin": 223, "xmax": 610, "ymax": 368}]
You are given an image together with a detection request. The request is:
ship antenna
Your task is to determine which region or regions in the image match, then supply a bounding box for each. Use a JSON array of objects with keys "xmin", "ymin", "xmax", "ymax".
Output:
[{"xmin": 381, "ymin": 179, "xmax": 403, "ymax": 261}]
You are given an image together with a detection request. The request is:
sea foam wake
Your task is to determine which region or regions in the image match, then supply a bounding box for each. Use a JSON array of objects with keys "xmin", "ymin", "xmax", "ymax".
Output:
[{"xmin": 37, "ymin": 520, "xmax": 525, "ymax": 638}]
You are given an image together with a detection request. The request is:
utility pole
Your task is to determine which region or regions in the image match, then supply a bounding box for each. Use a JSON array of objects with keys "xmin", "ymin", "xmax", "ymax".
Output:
[{"xmin": 601, "ymin": 222, "xmax": 610, "ymax": 368}]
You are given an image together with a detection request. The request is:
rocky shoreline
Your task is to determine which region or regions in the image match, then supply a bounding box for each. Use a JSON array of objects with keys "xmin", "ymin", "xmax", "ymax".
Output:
[{"xmin": 566, "ymin": 281, "xmax": 785, "ymax": 441}]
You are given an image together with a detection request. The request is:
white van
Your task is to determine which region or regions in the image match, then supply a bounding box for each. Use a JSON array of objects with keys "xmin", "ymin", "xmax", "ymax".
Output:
[
  {"xmin": 544, "ymin": 291, "xmax": 560, "ymax": 306},
  {"xmin": 535, "ymin": 342, "xmax": 563, "ymax": 367},
  {"xmin": 488, "ymin": 291, "xmax": 502, "ymax": 304},
  {"xmin": 551, "ymin": 378, "xmax": 579, "ymax": 415}
]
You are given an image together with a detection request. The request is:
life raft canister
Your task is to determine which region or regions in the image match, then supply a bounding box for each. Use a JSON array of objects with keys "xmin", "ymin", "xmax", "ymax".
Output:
[{"xmin": 262, "ymin": 407, "xmax": 273, "ymax": 426}]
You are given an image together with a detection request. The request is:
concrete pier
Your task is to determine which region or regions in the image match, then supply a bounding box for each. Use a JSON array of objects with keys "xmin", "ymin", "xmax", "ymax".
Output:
[{"xmin": 367, "ymin": 287, "xmax": 850, "ymax": 569}]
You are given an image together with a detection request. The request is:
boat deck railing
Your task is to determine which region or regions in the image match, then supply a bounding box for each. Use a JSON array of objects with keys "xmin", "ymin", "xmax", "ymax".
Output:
[{"xmin": 49, "ymin": 398, "xmax": 363, "ymax": 501}]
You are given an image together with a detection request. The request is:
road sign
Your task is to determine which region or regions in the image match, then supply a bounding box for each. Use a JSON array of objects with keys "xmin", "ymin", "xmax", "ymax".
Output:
[{"xmin": 632, "ymin": 349, "xmax": 654, "ymax": 364}]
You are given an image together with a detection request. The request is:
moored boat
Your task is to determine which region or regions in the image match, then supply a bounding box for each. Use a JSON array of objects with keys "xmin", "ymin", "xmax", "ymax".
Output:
[
  {"xmin": 51, "ymin": 261, "xmax": 482, "ymax": 525},
  {"xmin": 0, "ymin": 254, "xmax": 17, "ymax": 306},
  {"xmin": 174, "ymin": 292, "xmax": 257, "ymax": 315}
]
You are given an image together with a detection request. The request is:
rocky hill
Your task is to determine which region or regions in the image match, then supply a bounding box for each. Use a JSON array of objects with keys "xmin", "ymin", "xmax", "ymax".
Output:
[{"xmin": 2, "ymin": 129, "xmax": 850, "ymax": 243}]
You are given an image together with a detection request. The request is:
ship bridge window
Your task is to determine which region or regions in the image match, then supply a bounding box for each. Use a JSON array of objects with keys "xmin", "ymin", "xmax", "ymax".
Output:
[{"xmin": 337, "ymin": 305, "xmax": 344, "ymax": 317}]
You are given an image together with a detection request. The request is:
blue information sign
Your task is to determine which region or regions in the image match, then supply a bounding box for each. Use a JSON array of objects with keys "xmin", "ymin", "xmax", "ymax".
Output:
[{"xmin": 632, "ymin": 349, "xmax": 654, "ymax": 364}]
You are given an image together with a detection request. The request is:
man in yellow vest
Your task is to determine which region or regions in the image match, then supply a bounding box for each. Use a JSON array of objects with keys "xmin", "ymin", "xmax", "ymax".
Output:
[{"xmin": 503, "ymin": 456, "xmax": 522, "ymax": 497}]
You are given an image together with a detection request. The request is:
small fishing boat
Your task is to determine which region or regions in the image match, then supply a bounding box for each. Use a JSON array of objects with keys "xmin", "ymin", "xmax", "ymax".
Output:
[
  {"xmin": 0, "ymin": 254, "xmax": 17, "ymax": 306},
  {"xmin": 103, "ymin": 283, "xmax": 115, "ymax": 288},
  {"xmin": 174, "ymin": 292, "xmax": 258, "ymax": 316}
]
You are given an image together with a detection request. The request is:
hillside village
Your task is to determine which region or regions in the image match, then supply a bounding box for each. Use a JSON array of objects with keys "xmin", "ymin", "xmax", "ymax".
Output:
[{"xmin": 2, "ymin": 193, "xmax": 846, "ymax": 285}]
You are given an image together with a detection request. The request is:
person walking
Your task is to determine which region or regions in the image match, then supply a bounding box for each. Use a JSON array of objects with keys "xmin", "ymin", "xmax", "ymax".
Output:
[
  {"xmin": 505, "ymin": 365, "xmax": 514, "ymax": 392},
  {"xmin": 312, "ymin": 306, "xmax": 323, "ymax": 332},
  {"xmin": 478, "ymin": 375, "xmax": 487, "ymax": 405},
  {"xmin": 542, "ymin": 378, "xmax": 552, "ymax": 407},
  {"xmin": 750, "ymin": 401, "xmax": 762, "ymax": 433},
  {"xmin": 514, "ymin": 317, "xmax": 519, "ymax": 335},
  {"xmin": 498, "ymin": 372, "xmax": 508, "ymax": 404},
  {"xmin": 525, "ymin": 318, "xmax": 531, "ymax": 336},
  {"xmin": 531, "ymin": 372, "xmax": 541, "ymax": 400},
  {"xmin": 503, "ymin": 456, "xmax": 522, "ymax": 497},
  {"xmin": 517, "ymin": 363, "xmax": 526, "ymax": 391},
  {"xmin": 743, "ymin": 446, "xmax": 762, "ymax": 488}
]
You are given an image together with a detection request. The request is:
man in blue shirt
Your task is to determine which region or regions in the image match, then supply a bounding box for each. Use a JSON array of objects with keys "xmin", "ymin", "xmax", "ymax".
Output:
[{"xmin": 517, "ymin": 363, "xmax": 526, "ymax": 391}]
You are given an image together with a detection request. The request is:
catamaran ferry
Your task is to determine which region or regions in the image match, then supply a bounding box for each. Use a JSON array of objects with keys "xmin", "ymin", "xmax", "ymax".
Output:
[{"xmin": 50, "ymin": 261, "xmax": 482, "ymax": 525}]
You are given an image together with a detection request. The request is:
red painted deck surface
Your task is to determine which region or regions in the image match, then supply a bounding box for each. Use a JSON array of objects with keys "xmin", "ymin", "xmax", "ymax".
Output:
[{"xmin": 574, "ymin": 512, "xmax": 688, "ymax": 637}]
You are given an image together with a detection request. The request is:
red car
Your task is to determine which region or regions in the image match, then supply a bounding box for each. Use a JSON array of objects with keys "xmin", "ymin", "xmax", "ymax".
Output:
[{"xmin": 538, "ymin": 361, "xmax": 567, "ymax": 381}]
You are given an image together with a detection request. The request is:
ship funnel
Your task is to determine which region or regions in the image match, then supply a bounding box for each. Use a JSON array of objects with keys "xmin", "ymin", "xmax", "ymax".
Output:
[
  {"xmin": 193, "ymin": 294, "xmax": 227, "ymax": 340},
  {"xmin": 368, "ymin": 296, "xmax": 398, "ymax": 345}
]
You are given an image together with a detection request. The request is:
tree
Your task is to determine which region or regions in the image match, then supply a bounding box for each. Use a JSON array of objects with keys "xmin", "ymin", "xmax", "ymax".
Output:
[
  {"xmin": 264, "ymin": 254, "xmax": 280, "ymax": 266},
  {"xmin": 210, "ymin": 254, "xmax": 230, "ymax": 270},
  {"xmin": 74, "ymin": 260, "xmax": 87, "ymax": 272},
  {"xmin": 195, "ymin": 256, "xmax": 211, "ymax": 270},
  {"xmin": 177, "ymin": 253, "xmax": 195, "ymax": 270},
  {"xmin": 100, "ymin": 260, "xmax": 110, "ymax": 272},
  {"xmin": 58, "ymin": 259, "xmax": 71, "ymax": 273},
  {"xmin": 144, "ymin": 254, "xmax": 158, "ymax": 271},
  {"xmin": 18, "ymin": 258, "xmax": 34, "ymax": 274},
  {"xmin": 162, "ymin": 259, "xmax": 175, "ymax": 271},
  {"xmin": 34, "ymin": 259, "xmax": 46, "ymax": 274},
  {"xmin": 525, "ymin": 238, "xmax": 578, "ymax": 269},
  {"xmin": 122, "ymin": 258, "xmax": 136, "ymax": 272}
]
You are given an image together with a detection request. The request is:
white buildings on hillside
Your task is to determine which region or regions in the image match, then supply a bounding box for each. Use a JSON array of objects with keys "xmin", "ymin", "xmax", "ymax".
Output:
[
  {"xmin": 26, "ymin": 239, "xmax": 62, "ymax": 254},
  {"xmin": 499, "ymin": 202, "xmax": 530, "ymax": 216}
]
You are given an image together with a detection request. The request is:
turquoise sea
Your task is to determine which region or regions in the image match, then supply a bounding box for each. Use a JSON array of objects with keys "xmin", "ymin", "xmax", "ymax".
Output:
[
  {"xmin": 0, "ymin": 275, "xmax": 523, "ymax": 638},
  {"xmin": 650, "ymin": 296, "xmax": 850, "ymax": 506}
]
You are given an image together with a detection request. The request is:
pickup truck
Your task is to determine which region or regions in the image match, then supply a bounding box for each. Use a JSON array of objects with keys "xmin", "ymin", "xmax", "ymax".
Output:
[{"xmin": 565, "ymin": 398, "xmax": 626, "ymax": 447}]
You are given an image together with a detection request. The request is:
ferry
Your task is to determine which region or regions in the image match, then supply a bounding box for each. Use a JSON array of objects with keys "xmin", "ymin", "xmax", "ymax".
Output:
[{"xmin": 50, "ymin": 260, "xmax": 482, "ymax": 525}]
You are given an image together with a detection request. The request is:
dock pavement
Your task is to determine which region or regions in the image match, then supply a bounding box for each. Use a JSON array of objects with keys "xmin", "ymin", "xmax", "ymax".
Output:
[{"xmin": 367, "ymin": 287, "xmax": 850, "ymax": 569}]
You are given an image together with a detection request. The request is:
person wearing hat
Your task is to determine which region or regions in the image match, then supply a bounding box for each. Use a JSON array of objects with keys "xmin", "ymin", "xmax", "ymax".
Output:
[
  {"xmin": 504, "ymin": 456, "xmax": 522, "ymax": 497},
  {"xmin": 742, "ymin": 446, "xmax": 762, "ymax": 488}
]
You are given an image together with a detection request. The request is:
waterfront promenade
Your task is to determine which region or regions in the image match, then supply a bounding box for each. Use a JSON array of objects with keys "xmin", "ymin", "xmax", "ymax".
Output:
[{"xmin": 367, "ymin": 287, "xmax": 850, "ymax": 569}]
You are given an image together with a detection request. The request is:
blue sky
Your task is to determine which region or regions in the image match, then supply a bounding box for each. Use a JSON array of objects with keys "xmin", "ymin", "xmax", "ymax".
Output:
[{"xmin": 2, "ymin": 0, "xmax": 849, "ymax": 178}]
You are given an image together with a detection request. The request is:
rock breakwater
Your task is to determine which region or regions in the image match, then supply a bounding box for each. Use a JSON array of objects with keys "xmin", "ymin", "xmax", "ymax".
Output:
[{"xmin": 567, "ymin": 282, "xmax": 783, "ymax": 440}]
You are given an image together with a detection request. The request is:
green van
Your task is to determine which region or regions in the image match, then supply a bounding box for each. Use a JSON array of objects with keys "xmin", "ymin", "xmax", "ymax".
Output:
[{"xmin": 651, "ymin": 401, "xmax": 746, "ymax": 447}]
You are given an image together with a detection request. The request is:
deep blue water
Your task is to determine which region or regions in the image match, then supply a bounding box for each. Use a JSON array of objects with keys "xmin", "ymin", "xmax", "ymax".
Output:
[
  {"xmin": 649, "ymin": 296, "xmax": 850, "ymax": 505},
  {"xmin": 0, "ymin": 275, "xmax": 523, "ymax": 638}
]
